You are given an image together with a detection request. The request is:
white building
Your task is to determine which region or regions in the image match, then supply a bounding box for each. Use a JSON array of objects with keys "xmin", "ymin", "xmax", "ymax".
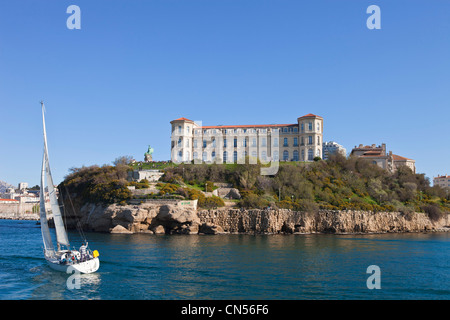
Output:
[
  {"xmin": 322, "ymin": 141, "xmax": 347, "ymax": 160},
  {"xmin": 170, "ymin": 114, "xmax": 324, "ymax": 164},
  {"xmin": 128, "ymin": 169, "xmax": 164, "ymax": 182},
  {"xmin": 433, "ymin": 175, "xmax": 450, "ymax": 190},
  {"xmin": 18, "ymin": 182, "xmax": 28, "ymax": 191}
]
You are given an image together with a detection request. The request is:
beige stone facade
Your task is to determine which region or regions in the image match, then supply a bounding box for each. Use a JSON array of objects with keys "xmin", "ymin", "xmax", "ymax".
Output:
[
  {"xmin": 170, "ymin": 114, "xmax": 323, "ymax": 164},
  {"xmin": 433, "ymin": 175, "xmax": 450, "ymax": 190},
  {"xmin": 350, "ymin": 143, "xmax": 416, "ymax": 173}
]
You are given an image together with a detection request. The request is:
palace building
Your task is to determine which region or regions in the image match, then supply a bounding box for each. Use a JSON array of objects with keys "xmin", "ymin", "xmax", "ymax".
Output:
[{"xmin": 170, "ymin": 114, "xmax": 323, "ymax": 164}]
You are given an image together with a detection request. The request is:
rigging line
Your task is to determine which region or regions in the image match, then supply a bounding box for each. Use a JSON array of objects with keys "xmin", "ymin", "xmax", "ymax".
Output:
[
  {"xmin": 64, "ymin": 183, "xmax": 87, "ymax": 243},
  {"xmin": 57, "ymin": 186, "xmax": 70, "ymax": 235}
]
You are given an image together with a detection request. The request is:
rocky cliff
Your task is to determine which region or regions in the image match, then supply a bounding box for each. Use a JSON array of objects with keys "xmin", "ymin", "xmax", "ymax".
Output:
[{"xmin": 64, "ymin": 202, "xmax": 450, "ymax": 235}]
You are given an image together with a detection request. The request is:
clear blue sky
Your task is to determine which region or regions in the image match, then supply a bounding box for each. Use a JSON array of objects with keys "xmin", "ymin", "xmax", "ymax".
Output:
[{"xmin": 1, "ymin": 0, "xmax": 449, "ymax": 187}]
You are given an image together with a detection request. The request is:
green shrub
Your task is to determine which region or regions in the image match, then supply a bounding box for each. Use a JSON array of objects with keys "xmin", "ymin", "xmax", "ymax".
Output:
[
  {"xmin": 422, "ymin": 204, "xmax": 444, "ymax": 222},
  {"xmin": 199, "ymin": 196, "xmax": 225, "ymax": 209},
  {"xmin": 295, "ymin": 199, "xmax": 319, "ymax": 213},
  {"xmin": 239, "ymin": 193, "xmax": 269, "ymax": 209},
  {"xmin": 204, "ymin": 181, "xmax": 215, "ymax": 192}
]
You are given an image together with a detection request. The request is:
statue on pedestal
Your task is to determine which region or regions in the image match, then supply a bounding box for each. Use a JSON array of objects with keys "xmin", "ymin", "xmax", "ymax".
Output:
[{"xmin": 144, "ymin": 145, "xmax": 154, "ymax": 162}]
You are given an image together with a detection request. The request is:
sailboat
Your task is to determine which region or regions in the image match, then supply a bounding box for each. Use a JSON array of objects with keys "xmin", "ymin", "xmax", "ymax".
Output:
[{"xmin": 39, "ymin": 101, "xmax": 100, "ymax": 274}]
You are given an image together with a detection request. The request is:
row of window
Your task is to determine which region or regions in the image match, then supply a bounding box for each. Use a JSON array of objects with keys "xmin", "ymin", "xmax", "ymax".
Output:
[
  {"xmin": 175, "ymin": 136, "xmax": 321, "ymax": 148},
  {"xmin": 175, "ymin": 122, "xmax": 321, "ymax": 136},
  {"xmin": 177, "ymin": 149, "xmax": 321, "ymax": 162}
]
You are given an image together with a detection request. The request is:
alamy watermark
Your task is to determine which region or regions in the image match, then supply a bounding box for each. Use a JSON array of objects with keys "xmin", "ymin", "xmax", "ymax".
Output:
[
  {"xmin": 367, "ymin": 5, "xmax": 381, "ymax": 30},
  {"xmin": 65, "ymin": 4, "xmax": 380, "ymax": 31},
  {"xmin": 66, "ymin": 5, "xmax": 81, "ymax": 30},
  {"xmin": 66, "ymin": 266, "xmax": 81, "ymax": 290},
  {"xmin": 366, "ymin": 265, "xmax": 381, "ymax": 289}
]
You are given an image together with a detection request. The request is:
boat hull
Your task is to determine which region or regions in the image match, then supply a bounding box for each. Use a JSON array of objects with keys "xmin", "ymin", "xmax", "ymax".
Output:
[{"xmin": 46, "ymin": 257, "xmax": 100, "ymax": 274}]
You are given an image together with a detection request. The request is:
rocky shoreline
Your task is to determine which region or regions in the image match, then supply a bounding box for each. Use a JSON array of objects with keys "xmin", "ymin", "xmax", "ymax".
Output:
[{"xmin": 62, "ymin": 202, "xmax": 450, "ymax": 235}]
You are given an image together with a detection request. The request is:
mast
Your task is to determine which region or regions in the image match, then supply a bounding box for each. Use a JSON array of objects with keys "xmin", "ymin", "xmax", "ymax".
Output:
[{"xmin": 41, "ymin": 101, "xmax": 70, "ymax": 249}]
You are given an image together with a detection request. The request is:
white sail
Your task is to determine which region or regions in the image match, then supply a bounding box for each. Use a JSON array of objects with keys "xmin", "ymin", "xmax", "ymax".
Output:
[
  {"xmin": 41, "ymin": 102, "xmax": 70, "ymax": 248},
  {"xmin": 39, "ymin": 101, "xmax": 100, "ymax": 274},
  {"xmin": 40, "ymin": 150, "xmax": 54, "ymax": 257}
]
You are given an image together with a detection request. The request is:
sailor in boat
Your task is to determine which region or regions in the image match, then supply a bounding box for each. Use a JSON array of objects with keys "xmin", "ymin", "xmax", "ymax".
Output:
[
  {"xmin": 80, "ymin": 242, "xmax": 88, "ymax": 262},
  {"xmin": 60, "ymin": 253, "xmax": 67, "ymax": 265}
]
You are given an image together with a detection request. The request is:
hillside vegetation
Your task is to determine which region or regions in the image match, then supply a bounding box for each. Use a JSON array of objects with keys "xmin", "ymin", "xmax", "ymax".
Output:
[
  {"xmin": 60, "ymin": 154, "xmax": 449, "ymax": 220},
  {"xmin": 161, "ymin": 154, "xmax": 449, "ymax": 220}
]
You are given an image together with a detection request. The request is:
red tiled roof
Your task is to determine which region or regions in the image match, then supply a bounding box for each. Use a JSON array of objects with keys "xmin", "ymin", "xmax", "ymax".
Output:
[
  {"xmin": 0, "ymin": 199, "xmax": 19, "ymax": 201},
  {"xmin": 171, "ymin": 117, "xmax": 194, "ymax": 122},
  {"xmin": 392, "ymin": 154, "xmax": 413, "ymax": 161},
  {"xmin": 298, "ymin": 113, "xmax": 322, "ymax": 119},
  {"xmin": 359, "ymin": 154, "xmax": 386, "ymax": 158}
]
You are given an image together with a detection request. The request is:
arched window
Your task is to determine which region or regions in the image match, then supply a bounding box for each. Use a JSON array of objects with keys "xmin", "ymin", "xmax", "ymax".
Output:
[
  {"xmin": 308, "ymin": 149, "xmax": 314, "ymax": 161},
  {"xmin": 202, "ymin": 152, "xmax": 207, "ymax": 162},
  {"xmin": 283, "ymin": 150, "xmax": 289, "ymax": 161},
  {"xmin": 301, "ymin": 149, "xmax": 305, "ymax": 161},
  {"xmin": 293, "ymin": 150, "xmax": 299, "ymax": 161},
  {"xmin": 261, "ymin": 151, "xmax": 267, "ymax": 161},
  {"xmin": 223, "ymin": 151, "xmax": 228, "ymax": 162},
  {"xmin": 193, "ymin": 152, "xmax": 198, "ymax": 160},
  {"xmin": 233, "ymin": 151, "xmax": 238, "ymax": 162},
  {"xmin": 212, "ymin": 151, "xmax": 216, "ymax": 160},
  {"xmin": 273, "ymin": 150, "xmax": 279, "ymax": 161}
]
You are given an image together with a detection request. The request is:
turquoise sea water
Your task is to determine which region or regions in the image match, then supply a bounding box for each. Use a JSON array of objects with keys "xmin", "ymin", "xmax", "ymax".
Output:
[{"xmin": 0, "ymin": 219, "xmax": 448, "ymax": 300}]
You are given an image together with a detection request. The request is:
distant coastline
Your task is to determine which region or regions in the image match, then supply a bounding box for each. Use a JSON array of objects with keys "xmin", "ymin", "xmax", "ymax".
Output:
[{"xmin": 0, "ymin": 212, "xmax": 39, "ymax": 220}]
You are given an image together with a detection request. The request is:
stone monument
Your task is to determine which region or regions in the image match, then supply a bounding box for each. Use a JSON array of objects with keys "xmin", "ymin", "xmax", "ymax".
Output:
[{"xmin": 144, "ymin": 145, "xmax": 154, "ymax": 162}]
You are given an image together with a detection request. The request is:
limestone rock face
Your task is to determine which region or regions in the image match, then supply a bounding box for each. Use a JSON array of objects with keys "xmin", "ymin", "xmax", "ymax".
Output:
[
  {"xmin": 213, "ymin": 187, "xmax": 241, "ymax": 199},
  {"xmin": 69, "ymin": 202, "xmax": 449, "ymax": 235},
  {"xmin": 110, "ymin": 225, "xmax": 133, "ymax": 234},
  {"xmin": 199, "ymin": 223, "xmax": 225, "ymax": 235}
]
